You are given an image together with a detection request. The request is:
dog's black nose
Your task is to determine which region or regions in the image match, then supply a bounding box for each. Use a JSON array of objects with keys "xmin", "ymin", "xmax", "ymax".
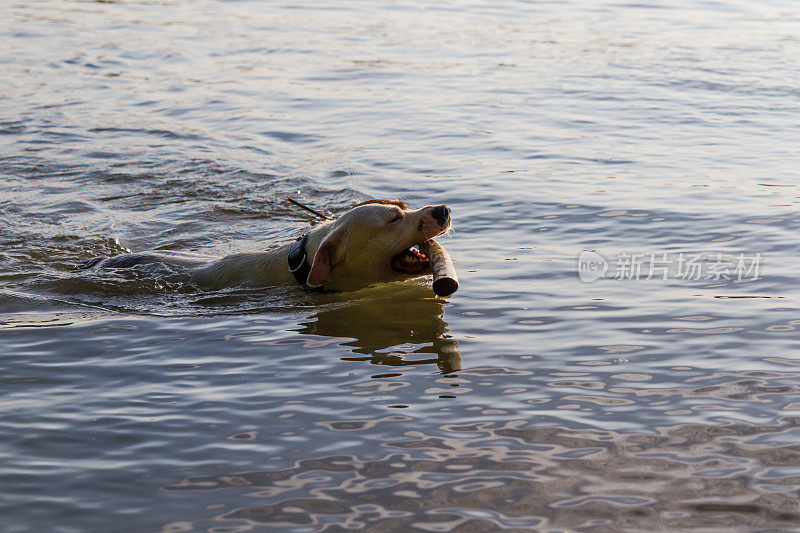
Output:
[{"xmin": 431, "ymin": 205, "xmax": 450, "ymax": 227}]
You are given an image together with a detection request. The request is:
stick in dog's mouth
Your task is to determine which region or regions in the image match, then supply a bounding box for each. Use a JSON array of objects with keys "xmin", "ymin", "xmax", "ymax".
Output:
[
  {"xmin": 420, "ymin": 240, "xmax": 458, "ymax": 296},
  {"xmin": 390, "ymin": 238, "xmax": 458, "ymax": 298}
]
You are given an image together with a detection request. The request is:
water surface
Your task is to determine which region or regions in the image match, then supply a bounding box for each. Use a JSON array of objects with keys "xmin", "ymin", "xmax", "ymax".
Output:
[{"xmin": 3, "ymin": 0, "xmax": 800, "ymax": 531}]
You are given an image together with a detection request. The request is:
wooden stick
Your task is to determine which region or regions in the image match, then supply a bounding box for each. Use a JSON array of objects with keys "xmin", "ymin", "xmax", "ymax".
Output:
[
  {"xmin": 286, "ymin": 197, "xmax": 330, "ymax": 220},
  {"xmin": 423, "ymin": 240, "xmax": 458, "ymax": 297}
]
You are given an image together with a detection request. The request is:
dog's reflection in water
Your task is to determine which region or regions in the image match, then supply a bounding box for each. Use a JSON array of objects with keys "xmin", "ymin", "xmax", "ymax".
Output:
[{"xmin": 297, "ymin": 284, "xmax": 461, "ymax": 373}]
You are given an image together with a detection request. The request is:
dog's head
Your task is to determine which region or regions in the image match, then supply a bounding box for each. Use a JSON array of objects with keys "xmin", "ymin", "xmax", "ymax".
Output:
[{"xmin": 306, "ymin": 199, "xmax": 451, "ymax": 288}]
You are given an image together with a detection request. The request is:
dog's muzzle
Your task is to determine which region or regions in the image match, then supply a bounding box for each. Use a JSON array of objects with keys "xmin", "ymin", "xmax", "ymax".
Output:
[{"xmin": 431, "ymin": 205, "xmax": 450, "ymax": 227}]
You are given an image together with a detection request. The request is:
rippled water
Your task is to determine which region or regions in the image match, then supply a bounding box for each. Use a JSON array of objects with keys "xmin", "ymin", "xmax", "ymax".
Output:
[{"xmin": 3, "ymin": 1, "xmax": 800, "ymax": 531}]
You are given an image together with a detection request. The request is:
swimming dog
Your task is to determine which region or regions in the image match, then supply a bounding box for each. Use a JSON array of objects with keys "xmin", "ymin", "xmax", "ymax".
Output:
[{"xmin": 82, "ymin": 199, "xmax": 452, "ymax": 291}]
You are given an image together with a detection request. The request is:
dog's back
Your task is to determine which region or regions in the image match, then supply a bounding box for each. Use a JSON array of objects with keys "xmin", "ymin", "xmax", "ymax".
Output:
[{"xmin": 79, "ymin": 251, "xmax": 211, "ymax": 270}]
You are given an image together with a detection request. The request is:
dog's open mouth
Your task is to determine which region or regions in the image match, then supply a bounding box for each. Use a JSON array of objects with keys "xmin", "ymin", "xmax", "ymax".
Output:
[{"xmin": 391, "ymin": 244, "xmax": 430, "ymax": 274}]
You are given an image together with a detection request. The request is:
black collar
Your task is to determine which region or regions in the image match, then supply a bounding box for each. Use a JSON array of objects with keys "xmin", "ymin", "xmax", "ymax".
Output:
[{"xmin": 288, "ymin": 234, "xmax": 313, "ymax": 288}]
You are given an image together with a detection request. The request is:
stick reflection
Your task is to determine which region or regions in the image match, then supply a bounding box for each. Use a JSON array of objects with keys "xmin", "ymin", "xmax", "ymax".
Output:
[{"xmin": 298, "ymin": 284, "xmax": 461, "ymax": 373}]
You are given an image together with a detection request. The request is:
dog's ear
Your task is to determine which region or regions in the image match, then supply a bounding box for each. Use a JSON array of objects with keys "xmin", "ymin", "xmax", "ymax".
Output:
[{"xmin": 307, "ymin": 229, "xmax": 343, "ymax": 287}]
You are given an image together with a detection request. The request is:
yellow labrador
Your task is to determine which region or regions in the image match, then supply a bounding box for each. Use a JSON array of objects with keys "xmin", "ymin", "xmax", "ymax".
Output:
[{"xmin": 83, "ymin": 199, "xmax": 452, "ymax": 292}]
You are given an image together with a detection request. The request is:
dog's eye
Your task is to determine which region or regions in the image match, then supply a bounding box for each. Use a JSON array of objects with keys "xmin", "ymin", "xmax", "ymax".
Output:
[{"xmin": 388, "ymin": 213, "xmax": 402, "ymax": 224}]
